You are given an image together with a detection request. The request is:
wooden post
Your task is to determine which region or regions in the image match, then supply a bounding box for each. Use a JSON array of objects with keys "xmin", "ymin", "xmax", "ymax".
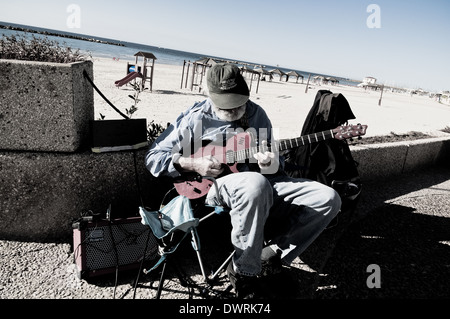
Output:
[
  {"xmin": 181, "ymin": 60, "xmax": 186, "ymax": 89},
  {"xmin": 198, "ymin": 64, "xmax": 205, "ymax": 93},
  {"xmin": 190, "ymin": 62, "xmax": 196, "ymax": 91},
  {"xmin": 149, "ymin": 58, "xmax": 155, "ymax": 92},
  {"xmin": 134, "ymin": 55, "xmax": 139, "ymax": 88},
  {"xmin": 141, "ymin": 58, "xmax": 147, "ymax": 91},
  {"xmin": 305, "ymin": 74, "xmax": 311, "ymax": 93},
  {"xmin": 378, "ymin": 84, "xmax": 384, "ymax": 106},
  {"xmin": 185, "ymin": 61, "xmax": 190, "ymax": 89},
  {"xmin": 248, "ymin": 72, "xmax": 253, "ymax": 92},
  {"xmin": 256, "ymin": 73, "xmax": 261, "ymax": 94}
]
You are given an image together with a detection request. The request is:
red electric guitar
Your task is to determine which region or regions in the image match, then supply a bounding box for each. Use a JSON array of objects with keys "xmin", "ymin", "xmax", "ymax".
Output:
[{"xmin": 173, "ymin": 124, "xmax": 367, "ymax": 199}]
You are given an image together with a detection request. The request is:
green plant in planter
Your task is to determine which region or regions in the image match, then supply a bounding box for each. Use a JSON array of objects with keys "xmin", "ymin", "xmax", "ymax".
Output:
[
  {"xmin": 0, "ymin": 32, "xmax": 90, "ymax": 63},
  {"xmin": 126, "ymin": 81, "xmax": 147, "ymax": 118},
  {"xmin": 148, "ymin": 120, "xmax": 170, "ymax": 143}
]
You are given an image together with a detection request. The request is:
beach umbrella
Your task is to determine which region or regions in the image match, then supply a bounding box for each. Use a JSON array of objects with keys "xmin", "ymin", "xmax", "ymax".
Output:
[
  {"xmin": 327, "ymin": 77, "xmax": 339, "ymax": 85},
  {"xmin": 250, "ymin": 66, "xmax": 273, "ymax": 93},
  {"xmin": 286, "ymin": 70, "xmax": 304, "ymax": 83},
  {"xmin": 254, "ymin": 66, "xmax": 271, "ymax": 76},
  {"xmin": 239, "ymin": 65, "xmax": 261, "ymax": 93},
  {"xmin": 269, "ymin": 68, "xmax": 287, "ymax": 81},
  {"xmin": 313, "ymin": 75, "xmax": 325, "ymax": 84}
]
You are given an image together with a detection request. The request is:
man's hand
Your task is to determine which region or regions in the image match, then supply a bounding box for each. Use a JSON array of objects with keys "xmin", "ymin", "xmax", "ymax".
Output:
[
  {"xmin": 253, "ymin": 140, "xmax": 279, "ymax": 174},
  {"xmin": 177, "ymin": 155, "xmax": 224, "ymax": 177}
]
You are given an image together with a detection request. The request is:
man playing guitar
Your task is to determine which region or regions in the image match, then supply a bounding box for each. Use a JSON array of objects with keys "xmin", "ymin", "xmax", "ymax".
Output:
[{"xmin": 145, "ymin": 63, "xmax": 343, "ymax": 298}]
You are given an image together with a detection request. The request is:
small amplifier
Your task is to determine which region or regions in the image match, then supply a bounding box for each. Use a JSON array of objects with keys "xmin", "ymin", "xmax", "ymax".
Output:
[{"xmin": 72, "ymin": 216, "xmax": 159, "ymax": 279}]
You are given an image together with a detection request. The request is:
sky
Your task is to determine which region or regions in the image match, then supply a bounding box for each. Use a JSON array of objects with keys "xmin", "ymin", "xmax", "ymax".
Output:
[{"xmin": 1, "ymin": 0, "xmax": 449, "ymax": 92}]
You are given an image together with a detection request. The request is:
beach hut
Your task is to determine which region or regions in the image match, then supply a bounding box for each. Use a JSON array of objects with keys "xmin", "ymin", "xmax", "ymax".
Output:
[{"xmin": 286, "ymin": 70, "xmax": 304, "ymax": 83}]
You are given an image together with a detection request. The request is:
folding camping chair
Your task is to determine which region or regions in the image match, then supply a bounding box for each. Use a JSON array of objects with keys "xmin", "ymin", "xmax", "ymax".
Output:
[{"xmin": 138, "ymin": 176, "xmax": 234, "ymax": 299}]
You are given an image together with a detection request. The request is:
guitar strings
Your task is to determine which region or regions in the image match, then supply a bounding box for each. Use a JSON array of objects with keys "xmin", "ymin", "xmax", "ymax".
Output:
[
  {"xmin": 229, "ymin": 124, "xmax": 366, "ymax": 163},
  {"xmin": 232, "ymin": 129, "xmax": 335, "ymax": 162}
]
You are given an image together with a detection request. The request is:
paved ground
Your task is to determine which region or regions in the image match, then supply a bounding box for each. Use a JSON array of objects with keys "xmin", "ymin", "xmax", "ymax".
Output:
[{"xmin": 1, "ymin": 165, "xmax": 449, "ymax": 307}]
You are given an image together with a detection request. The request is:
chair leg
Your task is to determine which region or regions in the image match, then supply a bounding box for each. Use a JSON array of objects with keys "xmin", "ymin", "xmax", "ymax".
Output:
[
  {"xmin": 191, "ymin": 229, "xmax": 208, "ymax": 282},
  {"xmin": 155, "ymin": 260, "xmax": 167, "ymax": 299},
  {"xmin": 210, "ymin": 251, "xmax": 234, "ymax": 281}
]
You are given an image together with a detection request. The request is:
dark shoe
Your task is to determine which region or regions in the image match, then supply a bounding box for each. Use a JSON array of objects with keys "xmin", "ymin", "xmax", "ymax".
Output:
[
  {"xmin": 226, "ymin": 262, "xmax": 269, "ymax": 299},
  {"xmin": 260, "ymin": 254, "xmax": 284, "ymax": 277},
  {"xmin": 260, "ymin": 255, "xmax": 300, "ymax": 299}
]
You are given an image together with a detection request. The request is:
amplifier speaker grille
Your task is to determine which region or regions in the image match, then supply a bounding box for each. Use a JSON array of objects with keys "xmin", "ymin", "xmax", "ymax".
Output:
[{"xmin": 73, "ymin": 217, "xmax": 159, "ymax": 279}]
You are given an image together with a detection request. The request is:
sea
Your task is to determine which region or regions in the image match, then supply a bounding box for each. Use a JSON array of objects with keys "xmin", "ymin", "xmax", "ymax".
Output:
[{"xmin": 0, "ymin": 22, "xmax": 359, "ymax": 86}]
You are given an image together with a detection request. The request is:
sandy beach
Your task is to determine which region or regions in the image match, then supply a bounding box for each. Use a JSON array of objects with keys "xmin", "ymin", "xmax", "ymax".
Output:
[{"xmin": 92, "ymin": 57, "xmax": 450, "ymax": 140}]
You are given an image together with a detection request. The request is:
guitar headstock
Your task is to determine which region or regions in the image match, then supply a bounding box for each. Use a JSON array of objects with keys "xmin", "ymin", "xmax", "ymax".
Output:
[{"xmin": 332, "ymin": 124, "xmax": 368, "ymax": 140}]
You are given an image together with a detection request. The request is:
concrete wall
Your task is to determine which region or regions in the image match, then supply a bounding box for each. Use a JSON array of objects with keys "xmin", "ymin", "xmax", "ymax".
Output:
[
  {"xmin": 1, "ymin": 134, "xmax": 449, "ymax": 243},
  {"xmin": 0, "ymin": 148, "xmax": 173, "ymax": 242},
  {"xmin": 0, "ymin": 59, "xmax": 94, "ymax": 152},
  {"xmin": 351, "ymin": 135, "xmax": 450, "ymax": 181}
]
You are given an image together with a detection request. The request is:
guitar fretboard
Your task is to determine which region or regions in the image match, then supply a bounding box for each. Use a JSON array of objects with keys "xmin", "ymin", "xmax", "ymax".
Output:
[{"xmin": 230, "ymin": 129, "xmax": 335, "ymax": 163}]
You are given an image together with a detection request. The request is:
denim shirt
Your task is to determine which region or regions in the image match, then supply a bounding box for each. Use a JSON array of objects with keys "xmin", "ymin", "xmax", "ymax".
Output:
[{"xmin": 145, "ymin": 98, "xmax": 283, "ymax": 178}]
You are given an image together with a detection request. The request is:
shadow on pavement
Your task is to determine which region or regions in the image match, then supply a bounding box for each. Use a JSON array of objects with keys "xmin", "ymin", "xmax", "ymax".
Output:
[{"xmin": 309, "ymin": 165, "xmax": 450, "ymax": 298}]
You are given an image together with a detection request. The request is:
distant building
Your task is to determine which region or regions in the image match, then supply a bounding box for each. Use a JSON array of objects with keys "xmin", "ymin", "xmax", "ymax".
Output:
[
  {"xmin": 363, "ymin": 76, "xmax": 377, "ymax": 84},
  {"xmin": 358, "ymin": 76, "xmax": 380, "ymax": 90}
]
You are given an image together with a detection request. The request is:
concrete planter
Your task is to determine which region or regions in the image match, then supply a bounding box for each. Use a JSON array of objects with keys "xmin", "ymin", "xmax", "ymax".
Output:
[
  {"xmin": 350, "ymin": 134, "xmax": 450, "ymax": 181},
  {"xmin": 0, "ymin": 59, "xmax": 94, "ymax": 152}
]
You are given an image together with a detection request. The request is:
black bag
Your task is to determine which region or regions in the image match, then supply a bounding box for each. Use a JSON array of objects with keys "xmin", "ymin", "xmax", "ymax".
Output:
[{"xmin": 285, "ymin": 90, "xmax": 362, "ymax": 213}]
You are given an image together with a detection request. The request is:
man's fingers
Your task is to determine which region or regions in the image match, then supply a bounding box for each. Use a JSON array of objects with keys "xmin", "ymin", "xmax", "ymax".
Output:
[{"xmin": 254, "ymin": 153, "xmax": 272, "ymax": 167}]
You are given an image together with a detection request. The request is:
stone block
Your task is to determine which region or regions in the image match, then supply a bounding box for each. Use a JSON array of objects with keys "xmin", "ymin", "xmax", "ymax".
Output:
[
  {"xmin": 0, "ymin": 149, "xmax": 172, "ymax": 242},
  {"xmin": 351, "ymin": 143, "xmax": 409, "ymax": 181},
  {"xmin": 403, "ymin": 137, "xmax": 449, "ymax": 172},
  {"xmin": 0, "ymin": 59, "xmax": 94, "ymax": 152}
]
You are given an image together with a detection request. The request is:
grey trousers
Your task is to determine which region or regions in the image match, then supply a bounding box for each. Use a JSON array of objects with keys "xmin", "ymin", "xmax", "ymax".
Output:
[{"xmin": 205, "ymin": 171, "xmax": 341, "ymax": 276}]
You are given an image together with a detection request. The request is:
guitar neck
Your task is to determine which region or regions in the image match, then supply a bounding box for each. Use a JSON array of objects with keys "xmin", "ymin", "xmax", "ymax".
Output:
[
  {"xmin": 233, "ymin": 129, "xmax": 335, "ymax": 162},
  {"xmin": 277, "ymin": 129, "xmax": 336, "ymax": 151}
]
